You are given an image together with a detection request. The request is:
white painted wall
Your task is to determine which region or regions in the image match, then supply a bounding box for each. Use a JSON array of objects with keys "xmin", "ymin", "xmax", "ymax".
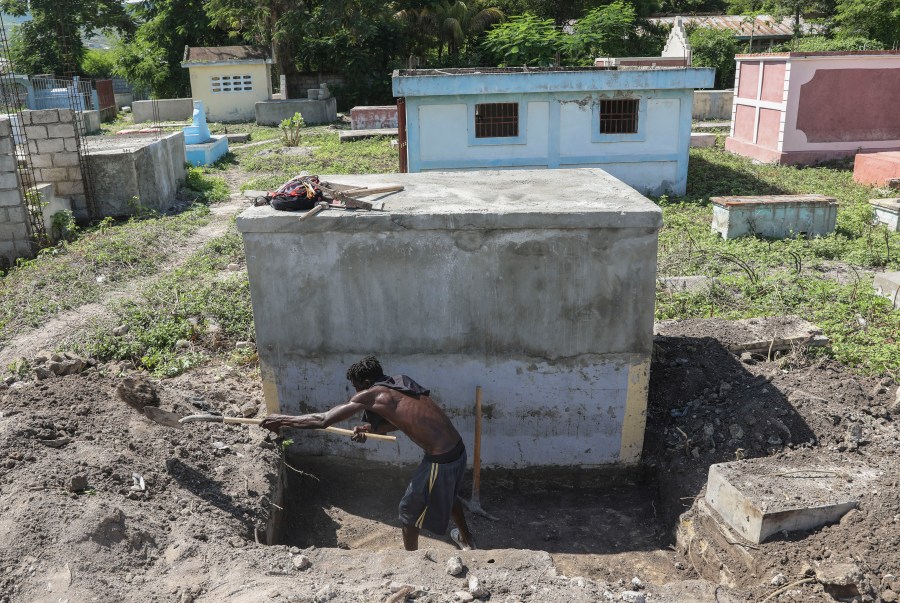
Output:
[{"xmin": 408, "ymin": 92, "xmax": 692, "ymax": 196}]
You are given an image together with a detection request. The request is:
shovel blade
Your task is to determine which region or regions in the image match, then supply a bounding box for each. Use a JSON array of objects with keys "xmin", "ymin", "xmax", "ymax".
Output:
[{"xmin": 143, "ymin": 406, "xmax": 184, "ymax": 429}]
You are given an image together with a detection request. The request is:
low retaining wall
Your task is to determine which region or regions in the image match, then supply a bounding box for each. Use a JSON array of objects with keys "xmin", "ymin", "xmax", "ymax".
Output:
[
  {"xmin": 85, "ymin": 132, "xmax": 187, "ymax": 217},
  {"xmin": 350, "ymin": 105, "xmax": 398, "ymax": 130},
  {"xmin": 255, "ymin": 98, "xmax": 337, "ymax": 126},
  {"xmin": 693, "ymin": 89, "xmax": 734, "ymax": 121},
  {"xmin": 132, "ymin": 98, "xmax": 194, "ymax": 123}
]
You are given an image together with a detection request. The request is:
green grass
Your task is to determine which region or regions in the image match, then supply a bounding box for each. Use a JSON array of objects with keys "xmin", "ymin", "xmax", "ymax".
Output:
[
  {"xmin": 81, "ymin": 227, "xmax": 255, "ymax": 377},
  {"xmin": 0, "ymin": 169, "xmax": 228, "ymax": 344},
  {"xmin": 657, "ymin": 144, "xmax": 900, "ymax": 377},
  {"xmin": 233, "ymin": 127, "xmax": 399, "ymax": 191}
]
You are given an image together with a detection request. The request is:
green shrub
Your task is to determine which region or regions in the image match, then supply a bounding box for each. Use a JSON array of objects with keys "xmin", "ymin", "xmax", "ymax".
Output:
[
  {"xmin": 689, "ymin": 27, "xmax": 739, "ymax": 89},
  {"xmin": 280, "ymin": 113, "xmax": 306, "ymax": 147}
]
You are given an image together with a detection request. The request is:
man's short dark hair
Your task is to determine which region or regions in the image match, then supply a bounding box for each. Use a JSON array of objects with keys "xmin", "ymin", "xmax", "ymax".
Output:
[{"xmin": 346, "ymin": 356, "xmax": 384, "ymax": 383}]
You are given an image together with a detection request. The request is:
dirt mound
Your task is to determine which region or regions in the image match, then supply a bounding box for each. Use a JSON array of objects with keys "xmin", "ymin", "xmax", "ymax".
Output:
[
  {"xmin": 0, "ymin": 366, "xmax": 280, "ymax": 603},
  {"xmin": 646, "ymin": 331, "xmax": 900, "ymax": 600}
]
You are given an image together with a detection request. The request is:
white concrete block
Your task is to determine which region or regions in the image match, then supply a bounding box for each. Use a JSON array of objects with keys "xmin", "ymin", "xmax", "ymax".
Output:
[
  {"xmin": 690, "ymin": 132, "xmax": 716, "ymax": 148},
  {"xmin": 52, "ymin": 152, "xmax": 80, "ymax": 168},
  {"xmin": 0, "ymin": 172, "xmax": 19, "ymax": 192},
  {"xmin": 870, "ymin": 198, "xmax": 900, "ymax": 232},
  {"xmin": 29, "ymin": 109, "xmax": 60, "ymax": 124},
  {"xmin": 46, "ymin": 123, "xmax": 76, "ymax": 139},
  {"xmin": 36, "ymin": 138, "xmax": 65, "ymax": 154},
  {"xmin": 705, "ymin": 458, "xmax": 877, "ymax": 544},
  {"xmin": 873, "ymin": 271, "xmax": 900, "ymax": 309},
  {"xmin": 24, "ymin": 125, "xmax": 48, "ymax": 140}
]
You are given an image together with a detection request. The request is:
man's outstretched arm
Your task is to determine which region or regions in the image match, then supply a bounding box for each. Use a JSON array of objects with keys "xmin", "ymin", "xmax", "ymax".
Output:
[{"xmin": 261, "ymin": 389, "xmax": 380, "ymax": 433}]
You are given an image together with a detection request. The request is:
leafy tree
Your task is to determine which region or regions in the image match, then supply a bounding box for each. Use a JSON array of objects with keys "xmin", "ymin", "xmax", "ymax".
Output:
[
  {"xmin": 80, "ymin": 49, "xmax": 116, "ymax": 79},
  {"xmin": 770, "ymin": 34, "xmax": 885, "ymax": 51},
  {"xmin": 206, "ymin": 0, "xmax": 299, "ymax": 94},
  {"xmin": 1, "ymin": 0, "xmax": 133, "ymax": 75},
  {"xmin": 116, "ymin": 0, "xmax": 230, "ymax": 98},
  {"xmin": 395, "ymin": 1, "xmax": 503, "ymax": 60},
  {"xmin": 689, "ymin": 27, "xmax": 739, "ymax": 89},
  {"xmin": 482, "ymin": 13, "xmax": 562, "ymax": 65},
  {"xmin": 567, "ymin": 1, "xmax": 637, "ymax": 63},
  {"xmin": 208, "ymin": 0, "xmax": 403, "ymax": 105},
  {"xmin": 835, "ymin": 0, "xmax": 900, "ymax": 48}
]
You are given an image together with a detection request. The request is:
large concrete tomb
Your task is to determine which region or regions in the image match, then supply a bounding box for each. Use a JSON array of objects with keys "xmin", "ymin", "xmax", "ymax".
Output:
[{"xmin": 237, "ymin": 169, "xmax": 662, "ymax": 467}]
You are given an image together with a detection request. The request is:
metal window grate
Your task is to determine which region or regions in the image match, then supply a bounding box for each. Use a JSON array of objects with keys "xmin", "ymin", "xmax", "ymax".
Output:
[
  {"xmin": 599, "ymin": 98, "xmax": 639, "ymax": 134},
  {"xmin": 475, "ymin": 103, "xmax": 518, "ymax": 138}
]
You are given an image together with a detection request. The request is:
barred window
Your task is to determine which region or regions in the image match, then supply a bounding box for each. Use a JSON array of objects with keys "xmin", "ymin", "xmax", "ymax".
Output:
[
  {"xmin": 474, "ymin": 102, "xmax": 519, "ymax": 138},
  {"xmin": 211, "ymin": 74, "xmax": 253, "ymax": 93},
  {"xmin": 599, "ymin": 99, "xmax": 639, "ymax": 134}
]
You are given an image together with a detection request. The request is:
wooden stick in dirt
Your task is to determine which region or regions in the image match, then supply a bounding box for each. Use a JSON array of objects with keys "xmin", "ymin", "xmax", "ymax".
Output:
[{"xmin": 473, "ymin": 385, "xmax": 483, "ymax": 504}]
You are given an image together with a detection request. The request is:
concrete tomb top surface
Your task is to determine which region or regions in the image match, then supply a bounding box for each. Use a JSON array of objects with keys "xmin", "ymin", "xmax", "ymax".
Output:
[
  {"xmin": 710, "ymin": 457, "xmax": 876, "ymax": 514},
  {"xmin": 711, "ymin": 194, "xmax": 837, "ymax": 208},
  {"xmin": 237, "ymin": 169, "xmax": 662, "ymax": 234},
  {"xmin": 870, "ymin": 198, "xmax": 900, "ymax": 211}
]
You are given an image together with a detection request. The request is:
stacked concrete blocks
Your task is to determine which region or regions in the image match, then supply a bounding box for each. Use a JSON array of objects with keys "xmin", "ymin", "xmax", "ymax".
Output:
[
  {"xmin": 21, "ymin": 109, "xmax": 86, "ymax": 215},
  {"xmin": 0, "ymin": 117, "xmax": 32, "ymax": 267}
]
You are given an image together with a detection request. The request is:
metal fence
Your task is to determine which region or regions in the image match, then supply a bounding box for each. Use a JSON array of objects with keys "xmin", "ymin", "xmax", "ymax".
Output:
[{"xmin": 30, "ymin": 75, "xmax": 97, "ymax": 112}]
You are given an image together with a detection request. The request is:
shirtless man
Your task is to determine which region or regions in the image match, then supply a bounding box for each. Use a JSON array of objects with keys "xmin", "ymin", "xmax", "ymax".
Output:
[{"xmin": 260, "ymin": 356, "xmax": 476, "ymax": 551}]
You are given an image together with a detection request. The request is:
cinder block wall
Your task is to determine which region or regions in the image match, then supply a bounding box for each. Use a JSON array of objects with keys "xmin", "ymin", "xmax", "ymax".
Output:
[
  {"xmin": 23, "ymin": 109, "xmax": 87, "ymax": 217},
  {"xmin": 0, "ymin": 118, "xmax": 32, "ymax": 268}
]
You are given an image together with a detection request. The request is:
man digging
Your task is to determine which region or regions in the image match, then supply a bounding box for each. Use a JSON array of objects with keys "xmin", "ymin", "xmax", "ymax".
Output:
[{"xmin": 260, "ymin": 356, "xmax": 477, "ymax": 552}]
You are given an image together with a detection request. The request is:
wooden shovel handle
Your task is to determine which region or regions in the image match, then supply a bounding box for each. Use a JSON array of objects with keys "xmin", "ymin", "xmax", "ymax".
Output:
[
  {"xmin": 221, "ymin": 417, "xmax": 397, "ymax": 442},
  {"xmin": 341, "ymin": 185, "xmax": 404, "ymax": 197}
]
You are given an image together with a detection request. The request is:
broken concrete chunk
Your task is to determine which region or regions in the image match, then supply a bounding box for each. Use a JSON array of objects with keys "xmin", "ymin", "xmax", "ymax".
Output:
[
  {"xmin": 455, "ymin": 592, "xmax": 475, "ymax": 602},
  {"xmin": 446, "ymin": 555, "xmax": 464, "ymax": 576},
  {"xmin": 620, "ymin": 591, "xmax": 646, "ymax": 603},
  {"xmin": 468, "ymin": 575, "xmax": 489, "ymax": 598},
  {"xmin": 40, "ymin": 437, "xmax": 72, "ymax": 448},
  {"xmin": 291, "ymin": 554, "xmax": 310, "ymax": 570},
  {"xmin": 705, "ymin": 457, "xmax": 878, "ymax": 543},
  {"xmin": 68, "ymin": 474, "xmax": 89, "ymax": 492}
]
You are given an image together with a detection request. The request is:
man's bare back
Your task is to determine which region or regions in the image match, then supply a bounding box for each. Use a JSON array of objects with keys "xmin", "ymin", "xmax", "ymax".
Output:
[{"xmin": 260, "ymin": 356, "xmax": 475, "ymax": 551}]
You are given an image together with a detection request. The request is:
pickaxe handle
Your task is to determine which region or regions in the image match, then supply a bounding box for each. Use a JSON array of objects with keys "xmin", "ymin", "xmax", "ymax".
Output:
[{"xmin": 189, "ymin": 415, "xmax": 397, "ymax": 442}]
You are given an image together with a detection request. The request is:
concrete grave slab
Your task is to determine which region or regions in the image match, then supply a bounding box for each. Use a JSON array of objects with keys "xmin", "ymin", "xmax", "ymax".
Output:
[
  {"xmin": 870, "ymin": 198, "xmax": 900, "ymax": 232},
  {"xmin": 854, "ymin": 151, "xmax": 900, "ymax": 187},
  {"xmin": 338, "ymin": 128, "xmax": 398, "ymax": 143},
  {"xmin": 711, "ymin": 194, "xmax": 837, "ymax": 240},
  {"xmin": 659, "ymin": 275, "xmax": 715, "ymax": 293},
  {"xmin": 350, "ymin": 105, "xmax": 398, "ymax": 130},
  {"xmin": 690, "ymin": 132, "xmax": 716, "ymax": 148},
  {"xmin": 655, "ymin": 315, "xmax": 829, "ymax": 354},
  {"xmin": 873, "ymin": 271, "xmax": 900, "ymax": 309},
  {"xmin": 705, "ymin": 456, "xmax": 878, "ymax": 544}
]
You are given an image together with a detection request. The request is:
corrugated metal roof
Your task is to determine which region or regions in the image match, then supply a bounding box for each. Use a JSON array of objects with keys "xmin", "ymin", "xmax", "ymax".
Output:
[{"xmin": 649, "ymin": 15, "xmax": 794, "ymax": 39}]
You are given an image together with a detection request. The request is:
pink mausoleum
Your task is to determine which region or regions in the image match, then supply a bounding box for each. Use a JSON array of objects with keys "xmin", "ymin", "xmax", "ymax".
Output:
[{"xmin": 726, "ymin": 51, "xmax": 900, "ymax": 165}]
